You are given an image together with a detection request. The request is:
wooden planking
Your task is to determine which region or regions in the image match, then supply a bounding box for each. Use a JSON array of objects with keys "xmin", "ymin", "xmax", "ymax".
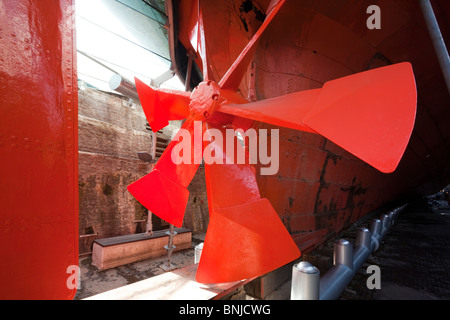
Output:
[
  {"xmin": 95, "ymin": 228, "xmax": 191, "ymax": 247},
  {"xmin": 85, "ymin": 264, "xmax": 252, "ymax": 300},
  {"xmin": 92, "ymin": 229, "xmax": 192, "ymax": 270}
]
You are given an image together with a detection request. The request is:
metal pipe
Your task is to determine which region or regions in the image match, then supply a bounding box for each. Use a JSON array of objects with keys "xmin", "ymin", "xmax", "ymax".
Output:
[
  {"xmin": 334, "ymin": 239, "xmax": 353, "ymax": 268},
  {"xmin": 151, "ymin": 69, "xmax": 176, "ymax": 88},
  {"xmin": 353, "ymin": 228, "xmax": 372, "ymax": 271},
  {"xmin": 419, "ymin": 0, "xmax": 450, "ymax": 94},
  {"xmin": 355, "ymin": 227, "xmax": 372, "ymax": 249},
  {"xmin": 348, "ymin": 227, "xmax": 373, "ymax": 291},
  {"xmin": 319, "ymin": 239, "xmax": 354, "ymax": 300},
  {"xmin": 369, "ymin": 218, "xmax": 382, "ymax": 251},
  {"xmin": 109, "ymin": 74, "xmax": 140, "ymax": 102},
  {"xmin": 319, "ymin": 229, "xmax": 372, "ymax": 300},
  {"xmin": 166, "ymin": 224, "xmax": 176, "ymax": 263},
  {"xmin": 379, "ymin": 214, "xmax": 391, "ymax": 239},
  {"xmin": 78, "ymin": 50, "xmax": 119, "ymax": 74},
  {"xmin": 291, "ymin": 205, "xmax": 405, "ymax": 300},
  {"xmin": 194, "ymin": 242, "xmax": 204, "ymax": 264},
  {"xmin": 185, "ymin": 51, "xmax": 195, "ymax": 92},
  {"xmin": 291, "ymin": 261, "xmax": 320, "ymax": 300},
  {"xmin": 161, "ymin": 224, "xmax": 177, "ymax": 271}
]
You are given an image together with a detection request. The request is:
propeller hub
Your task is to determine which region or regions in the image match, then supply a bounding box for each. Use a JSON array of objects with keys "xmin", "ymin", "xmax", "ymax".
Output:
[{"xmin": 189, "ymin": 81, "xmax": 221, "ymax": 121}]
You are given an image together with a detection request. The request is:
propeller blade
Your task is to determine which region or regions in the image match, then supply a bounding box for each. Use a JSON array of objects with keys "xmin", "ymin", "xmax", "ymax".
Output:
[
  {"xmin": 219, "ymin": 88, "xmax": 321, "ymax": 133},
  {"xmin": 127, "ymin": 118, "xmax": 203, "ymax": 227},
  {"xmin": 220, "ymin": 63, "xmax": 416, "ymax": 173},
  {"xmin": 303, "ymin": 62, "xmax": 417, "ymax": 173},
  {"xmin": 196, "ymin": 198, "xmax": 301, "ymax": 283},
  {"xmin": 197, "ymin": 3, "xmax": 214, "ymax": 81},
  {"xmin": 202, "ymin": 123, "xmax": 261, "ymax": 209},
  {"xmin": 134, "ymin": 77, "xmax": 191, "ymax": 132},
  {"xmin": 218, "ymin": 0, "xmax": 286, "ymax": 91},
  {"xmin": 127, "ymin": 169, "xmax": 189, "ymax": 228},
  {"xmin": 196, "ymin": 123, "xmax": 300, "ymax": 283}
]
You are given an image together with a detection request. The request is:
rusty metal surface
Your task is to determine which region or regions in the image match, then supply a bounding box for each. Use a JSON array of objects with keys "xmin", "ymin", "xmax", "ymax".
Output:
[{"xmin": 172, "ymin": 0, "xmax": 450, "ymax": 249}]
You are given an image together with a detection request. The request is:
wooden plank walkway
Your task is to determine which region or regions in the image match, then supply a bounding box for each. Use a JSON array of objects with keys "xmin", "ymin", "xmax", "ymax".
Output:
[{"xmin": 84, "ymin": 263, "xmax": 253, "ymax": 300}]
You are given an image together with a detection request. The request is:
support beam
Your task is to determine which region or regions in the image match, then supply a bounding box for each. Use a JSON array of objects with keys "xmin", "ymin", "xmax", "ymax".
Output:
[{"xmin": 420, "ymin": 0, "xmax": 450, "ymax": 94}]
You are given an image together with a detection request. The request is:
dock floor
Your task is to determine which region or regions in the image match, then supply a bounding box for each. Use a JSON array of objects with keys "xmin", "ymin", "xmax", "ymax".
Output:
[
  {"xmin": 341, "ymin": 199, "xmax": 450, "ymax": 300},
  {"xmin": 74, "ymin": 199, "xmax": 450, "ymax": 300}
]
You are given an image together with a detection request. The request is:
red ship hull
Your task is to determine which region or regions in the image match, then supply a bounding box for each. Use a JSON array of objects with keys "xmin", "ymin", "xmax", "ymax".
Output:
[{"xmin": 168, "ymin": 0, "xmax": 450, "ymax": 251}]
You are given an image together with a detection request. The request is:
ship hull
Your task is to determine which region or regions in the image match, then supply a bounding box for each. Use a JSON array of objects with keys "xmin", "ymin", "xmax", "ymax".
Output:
[{"xmin": 170, "ymin": 0, "xmax": 450, "ymax": 252}]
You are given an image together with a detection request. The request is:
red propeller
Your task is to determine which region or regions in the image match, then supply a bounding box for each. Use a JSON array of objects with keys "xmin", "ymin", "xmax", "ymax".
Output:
[{"xmin": 128, "ymin": 0, "xmax": 417, "ymax": 283}]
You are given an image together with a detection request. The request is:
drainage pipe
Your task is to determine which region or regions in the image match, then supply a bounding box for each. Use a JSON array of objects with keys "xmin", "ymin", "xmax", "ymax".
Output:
[{"xmin": 291, "ymin": 205, "xmax": 406, "ymax": 300}]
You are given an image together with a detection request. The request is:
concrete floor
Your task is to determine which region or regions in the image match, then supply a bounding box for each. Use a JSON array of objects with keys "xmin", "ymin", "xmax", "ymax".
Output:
[{"xmin": 74, "ymin": 232, "xmax": 206, "ymax": 300}]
